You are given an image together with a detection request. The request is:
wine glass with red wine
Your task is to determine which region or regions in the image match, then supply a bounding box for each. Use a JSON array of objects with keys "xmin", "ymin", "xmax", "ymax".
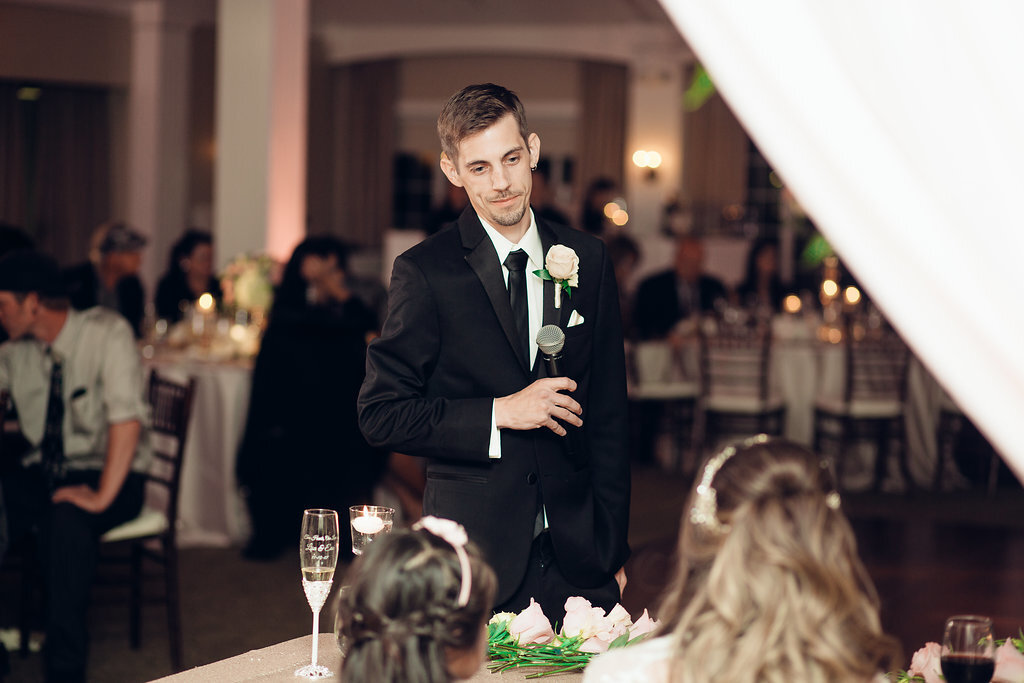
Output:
[{"xmin": 941, "ymin": 615, "xmax": 995, "ymax": 683}]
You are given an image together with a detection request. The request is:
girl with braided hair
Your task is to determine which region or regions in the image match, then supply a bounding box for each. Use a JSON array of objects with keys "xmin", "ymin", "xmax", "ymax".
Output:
[
  {"xmin": 336, "ymin": 517, "xmax": 496, "ymax": 682},
  {"xmin": 585, "ymin": 436, "xmax": 900, "ymax": 683}
]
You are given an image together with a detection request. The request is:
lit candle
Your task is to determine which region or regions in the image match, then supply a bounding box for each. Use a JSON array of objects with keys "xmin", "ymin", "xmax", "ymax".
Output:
[
  {"xmin": 197, "ymin": 292, "xmax": 215, "ymax": 313},
  {"xmin": 351, "ymin": 507, "xmax": 384, "ymax": 535}
]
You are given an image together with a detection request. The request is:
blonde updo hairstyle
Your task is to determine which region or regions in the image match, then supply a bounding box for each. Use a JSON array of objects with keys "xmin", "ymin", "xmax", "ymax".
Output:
[
  {"xmin": 656, "ymin": 437, "xmax": 899, "ymax": 683},
  {"xmin": 336, "ymin": 527, "xmax": 496, "ymax": 683}
]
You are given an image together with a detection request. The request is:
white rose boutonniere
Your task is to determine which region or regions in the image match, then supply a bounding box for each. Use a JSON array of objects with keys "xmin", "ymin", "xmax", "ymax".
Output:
[{"xmin": 533, "ymin": 244, "xmax": 579, "ymax": 309}]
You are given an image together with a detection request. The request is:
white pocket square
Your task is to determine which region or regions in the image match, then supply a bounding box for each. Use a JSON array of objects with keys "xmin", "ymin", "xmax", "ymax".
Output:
[{"xmin": 568, "ymin": 310, "xmax": 585, "ymax": 327}]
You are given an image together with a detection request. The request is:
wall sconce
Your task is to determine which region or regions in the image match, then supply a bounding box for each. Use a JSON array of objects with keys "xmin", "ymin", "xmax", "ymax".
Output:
[{"xmin": 632, "ymin": 149, "xmax": 662, "ymax": 181}]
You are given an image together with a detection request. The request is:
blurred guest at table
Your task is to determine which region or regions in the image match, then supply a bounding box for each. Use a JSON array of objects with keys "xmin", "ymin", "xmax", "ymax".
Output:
[
  {"xmin": 736, "ymin": 237, "xmax": 785, "ymax": 315},
  {"xmin": 236, "ymin": 236, "xmax": 383, "ymax": 560},
  {"xmin": 0, "ymin": 249, "xmax": 149, "ymax": 683},
  {"xmin": 0, "ymin": 223, "xmax": 35, "ymax": 346},
  {"xmin": 607, "ymin": 233, "xmax": 641, "ymax": 338},
  {"xmin": 584, "ymin": 436, "xmax": 899, "ymax": 683},
  {"xmin": 532, "ymin": 160, "xmax": 572, "ymax": 228},
  {"xmin": 154, "ymin": 229, "xmax": 222, "ymax": 323},
  {"xmin": 337, "ymin": 516, "xmax": 496, "ymax": 682},
  {"xmin": 580, "ymin": 176, "xmax": 620, "ymax": 238},
  {"xmin": 633, "ymin": 235, "xmax": 727, "ymax": 341},
  {"xmin": 63, "ymin": 221, "xmax": 147, "ymax": 337},
  {"xmin": 427, "ymin": 183, "xmax": 471, "ymax": 236}
]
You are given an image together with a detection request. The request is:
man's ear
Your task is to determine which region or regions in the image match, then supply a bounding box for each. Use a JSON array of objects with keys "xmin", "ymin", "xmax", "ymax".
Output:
[
  {"xmin": 528, "ymin": 133, "xmax": 541, "ymax": 168},
  {"xmin": 439, "ymin": 152, "xmax": 464, "ymax": 188}
]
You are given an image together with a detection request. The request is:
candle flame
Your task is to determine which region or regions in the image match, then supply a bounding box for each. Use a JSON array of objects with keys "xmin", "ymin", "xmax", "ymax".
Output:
[{"xmin": 197, "ymin": 292, "xmax": 215, "ymax": 312}]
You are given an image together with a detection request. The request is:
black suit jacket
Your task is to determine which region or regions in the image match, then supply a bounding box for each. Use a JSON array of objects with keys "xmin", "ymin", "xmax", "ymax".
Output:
[
  {"xmin": 358, "ymin": 208, "xmax": 630, "ymax": 603},
  {"xmin": 633, "ymin": 269, "xmax": 727, "ymax": 340}
]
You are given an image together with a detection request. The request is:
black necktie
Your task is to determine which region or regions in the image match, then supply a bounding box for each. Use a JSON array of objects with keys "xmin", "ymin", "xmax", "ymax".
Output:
[
  {"xmin": 40, "ymin": 352, "xmax": 65, "ymax": 489},
  {"xmin": 504, "ymin": 249, "xmax": 530, "ymax": 368}
]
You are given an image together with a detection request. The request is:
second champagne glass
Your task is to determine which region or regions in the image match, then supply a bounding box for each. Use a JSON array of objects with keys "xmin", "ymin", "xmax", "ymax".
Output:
[
  {"xmin": 941, "ymin": 614, "xmax": 995, "ymax": 683},
  {"xmin": 295, "ymin": 508, "xmax": 340, "ymax": 679}
]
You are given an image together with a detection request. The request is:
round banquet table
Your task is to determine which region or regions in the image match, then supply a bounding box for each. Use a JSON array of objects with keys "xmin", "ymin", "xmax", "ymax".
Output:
[
  {"xmin": 629, "ymin": 315, "xmax": 949, "ymax": 488},
  {"xmin": 143, "ymin": 347, "xmax": 254, "ymax": 546},
  {"xmin": 151, "ymin": 634, "xmax": 566, "ymax": 682}
]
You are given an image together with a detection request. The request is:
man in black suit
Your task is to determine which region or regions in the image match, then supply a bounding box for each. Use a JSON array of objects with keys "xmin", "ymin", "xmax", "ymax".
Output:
[
  {"xmin": 358, "ymin": 83, "xmax": 630, "ymax": 614},
  {"xmin": 633, "ymin": 235, "xmax": 727, "ymax": 341}
]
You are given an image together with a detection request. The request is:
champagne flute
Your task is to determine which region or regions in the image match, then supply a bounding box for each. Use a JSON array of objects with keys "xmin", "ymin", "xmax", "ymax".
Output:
[
  {"xmin": 941, "ymin": 615, "xmax": 995, "ymax": 683},
  {"xmin": 295, "ymin": 509, "xmax": 340, "ymax": 679}
]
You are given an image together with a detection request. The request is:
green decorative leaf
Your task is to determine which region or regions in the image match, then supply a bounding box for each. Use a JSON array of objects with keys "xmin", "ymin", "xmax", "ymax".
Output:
[
  {"xmin": 533, "ymin": 268, "xmax": 553, "ymax": 281},
  {"xmin": 608, "ymin": 631, "xmax": 631, "ymax": 649},
  {"xmin": 559, "ymin": 280, "xmax": 573, "ymax": 296}
]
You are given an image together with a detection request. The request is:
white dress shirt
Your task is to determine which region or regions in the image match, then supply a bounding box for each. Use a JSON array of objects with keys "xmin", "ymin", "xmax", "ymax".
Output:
[{"xmin": 478, "ymin": 210, "xmax": 544, "ymax": 459}]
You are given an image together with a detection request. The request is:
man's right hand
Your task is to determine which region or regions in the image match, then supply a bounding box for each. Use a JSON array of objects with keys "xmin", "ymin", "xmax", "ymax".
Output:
[{"xmin": 494, "ymin": 378, "xmax": 582, "ymax": 436}]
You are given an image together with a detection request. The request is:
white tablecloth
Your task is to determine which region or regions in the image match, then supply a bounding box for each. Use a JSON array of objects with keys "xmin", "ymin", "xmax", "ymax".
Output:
[
  {"xmin": 629, "ymin": 316, "xmax": 947, "ymax": 487},
  {"xmin": 144, "ymin": 350, "xmax": 253, "ymax": 546}
]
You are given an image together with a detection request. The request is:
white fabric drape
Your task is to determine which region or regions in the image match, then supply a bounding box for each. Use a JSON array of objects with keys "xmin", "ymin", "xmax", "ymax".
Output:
[{"xmin": 658, "ymin": 1, "xmax": 1024, "ymax": 482}]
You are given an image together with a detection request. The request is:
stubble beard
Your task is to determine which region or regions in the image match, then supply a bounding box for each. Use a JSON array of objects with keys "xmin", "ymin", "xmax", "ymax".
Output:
[{"xmin": 494, "ymin": 204, "xmax": 527, "ymax": 227}]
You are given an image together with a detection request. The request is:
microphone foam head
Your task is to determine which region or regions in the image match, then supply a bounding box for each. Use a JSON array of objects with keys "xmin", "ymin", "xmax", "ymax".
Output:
[{"xmin": 536, "ymin": 324, "xmax": 566, "ymax": 355}]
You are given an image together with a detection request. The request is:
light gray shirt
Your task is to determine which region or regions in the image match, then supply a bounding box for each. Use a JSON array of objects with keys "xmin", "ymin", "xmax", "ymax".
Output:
[{"xmin": 0, "ymin": 306, "xmax": 150, "ymax": 474}]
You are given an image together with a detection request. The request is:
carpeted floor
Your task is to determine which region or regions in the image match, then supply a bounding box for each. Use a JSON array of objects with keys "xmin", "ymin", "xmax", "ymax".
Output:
[{"xmin": 2, "ymin": 464, "xmax": 1023, "ymax": 682}]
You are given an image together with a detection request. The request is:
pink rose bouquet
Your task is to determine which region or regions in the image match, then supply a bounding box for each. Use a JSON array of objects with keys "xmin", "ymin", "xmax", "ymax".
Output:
[
  {"xmin": 488, "ymin": 596, "xmax": 657, "ymax": 677},
  {"xmin": 890, "ymin": 631, "xmax": 1024, "ymax": 683}
]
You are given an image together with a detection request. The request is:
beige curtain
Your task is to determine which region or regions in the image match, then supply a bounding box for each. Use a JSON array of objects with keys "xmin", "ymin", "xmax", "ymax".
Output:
[
  {"xmin": 577, "ymin": 61, "xmax": 628, "ymax": 199},
  {"xmin": 680, "ymin": 65, "xmax": 749, "ymax": 219},
  {"xmin": 328, "ymin": 60, "xmax": 398, "ymax": 249},
  {"xmin": 0, "ymin": 82, "xmax": 111, "ymax": 265},
  {"xmin": 660, "ymin": 0, "xmax": 1024, "ymax": 481}
]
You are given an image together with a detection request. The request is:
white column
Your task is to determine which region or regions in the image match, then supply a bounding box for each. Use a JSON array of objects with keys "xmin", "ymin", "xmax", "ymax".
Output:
[
  {"xmin": 127, "ymin": 0, "xmax": 192, "ymax": 293},
  {"xmin": 214, "ymin": 0, "xmax": 308, "ymax": 268},
  {"xmin": 624, "ymin": 55, "xmax": 685, "ymax": 238}
]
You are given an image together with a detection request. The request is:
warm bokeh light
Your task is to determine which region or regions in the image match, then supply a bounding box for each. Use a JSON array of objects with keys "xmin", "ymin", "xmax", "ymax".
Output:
[
  {"xmin": 603, "ymin": 199, "xmax": 627, "ymax": 219},
  {"xmin": 611, "ymin": 209, "xmax": 629, "ymax": 226},
  {"xmin": 632, "ymin": 150, "xmax": 662, "ymax": 169},
  {"xmin": 229, "ymin": 324, "xmax": 247, "ymax": 342},
  {"xmin": 844, "ymin": 286, "xmax": 861, "ymax": 305},
  {"xmin": 783, "ymin": 294, "xmax": 802, "ymax": 314},
  {"xmin": 827, "ymin": 327, "xmax": 843, "ymax": 344},
  {"xmin": 822, "ymin": 279, "xmax": 839, "ymax": 298},
  {"xmin": 197, "ymin": 292, "xmax": 215, "ymax": 312}
]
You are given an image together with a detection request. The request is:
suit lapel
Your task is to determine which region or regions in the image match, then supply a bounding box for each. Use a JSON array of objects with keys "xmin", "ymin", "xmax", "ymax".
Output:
[{"xmin": 461, "ymin": 212, "xmax": 530, "ymax": 374}]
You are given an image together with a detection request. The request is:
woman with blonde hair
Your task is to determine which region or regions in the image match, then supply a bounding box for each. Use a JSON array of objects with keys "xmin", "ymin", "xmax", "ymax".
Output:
[{"xmin": 585, "ymin": 435, "xmax": 899, "ymax": 683}]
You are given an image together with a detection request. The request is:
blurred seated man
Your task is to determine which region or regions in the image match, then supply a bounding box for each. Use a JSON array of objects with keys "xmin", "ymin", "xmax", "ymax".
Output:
[
  {"xmin": 633, "ymin": 235, "xmax": 727, "ymax": 341},
  {"xmin": 63, "ymin": 221, "xmax": 148, "ymax": 337},
  {"xmin": 0, "ymin": 250, "xmax": 149, "ymax": 683},
  {"xmin": 0, "ymin": 223, "xmax": 35, "ymax": 345},
  {"xmin": 629, "ymin": 236, "xmax": 726, "ymax": 467}
]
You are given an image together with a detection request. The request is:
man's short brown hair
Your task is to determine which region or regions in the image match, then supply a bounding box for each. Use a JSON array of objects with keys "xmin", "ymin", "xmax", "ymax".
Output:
[{"xmin": 437, "ymin": 83, "xmax": 530, "ymax": 164}]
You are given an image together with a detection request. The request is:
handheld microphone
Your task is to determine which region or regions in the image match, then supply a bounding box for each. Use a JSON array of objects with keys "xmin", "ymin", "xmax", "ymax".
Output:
[
  {"xmin": 536, "ymin": 325, "xmax": 586, "ymax": 467},
  {"xmin": 536, "ymin": 324, "xmax": 566, "ymax": 378}
]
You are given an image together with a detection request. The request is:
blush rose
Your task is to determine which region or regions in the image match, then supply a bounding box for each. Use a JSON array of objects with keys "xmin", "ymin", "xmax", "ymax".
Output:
[
  {"xmin": 908, "ymin": 642, "xmax": 943, "ymax": 683},
  {"xmin": 508, "ymin": 598, "xmax": 554, "ymax": 646},
  {"xmin": 545, "ymin": 245, "xmax": 579, "ymax": 286},
  {"xmin": 993, "ymin": 639, "xmax": 1024, "ymax": 683}
]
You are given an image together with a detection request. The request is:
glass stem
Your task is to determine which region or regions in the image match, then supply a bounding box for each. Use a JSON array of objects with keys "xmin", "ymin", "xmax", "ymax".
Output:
[{"xmin": 311, "ymin": 609, "xmax": 320, "ymax": 666}]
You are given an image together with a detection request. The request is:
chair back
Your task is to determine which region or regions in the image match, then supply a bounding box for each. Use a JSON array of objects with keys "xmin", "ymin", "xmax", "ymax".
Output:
[
  {"xmin": 698, "ymin": 317, "xmax": 773, "ymax": 404},
  {"xmin": 0, "ymin": 390, "xmax": 8, "ymax": 444},
  {"xmin": 145, "ymin": 369, "xmax": 196, "ymax": 543},
  {"xmin": 841, "ymin": 325, "xmax": 910, "ymax": 406}
]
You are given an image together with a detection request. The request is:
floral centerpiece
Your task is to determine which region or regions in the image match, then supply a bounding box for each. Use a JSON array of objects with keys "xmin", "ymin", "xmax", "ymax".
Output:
[
  {"xmin": 219, "ymin": 252, "xmax": 275, "ymax": 323},
  {"xmin": 487, "ymin": 597, "xmax": 657, "ymax": 678},
  {"xmin": 890, "ymin": 632, "xmax": 1024, "ymax": 682}
]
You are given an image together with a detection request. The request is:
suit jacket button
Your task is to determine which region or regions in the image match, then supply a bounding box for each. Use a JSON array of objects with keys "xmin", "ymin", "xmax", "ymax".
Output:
[{"xmin": 527, "ymin": 472, "xmax": 538, "ymax": 485}]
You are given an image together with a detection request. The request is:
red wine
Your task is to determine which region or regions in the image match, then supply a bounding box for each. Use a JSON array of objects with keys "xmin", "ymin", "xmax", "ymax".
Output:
[{"xmin": 941, "ymin": 654, "xmax": 995, "ymax": 683}]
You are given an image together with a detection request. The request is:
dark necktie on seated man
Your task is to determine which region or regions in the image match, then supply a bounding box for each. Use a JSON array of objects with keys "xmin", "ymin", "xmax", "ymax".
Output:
[
  {"xmin": 40, "ymin": 351, "xmax": 66, "ymax": 490},
  {"xmin": 504, "ymin": 249, "xmax": 530, "ymax": 369}
]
